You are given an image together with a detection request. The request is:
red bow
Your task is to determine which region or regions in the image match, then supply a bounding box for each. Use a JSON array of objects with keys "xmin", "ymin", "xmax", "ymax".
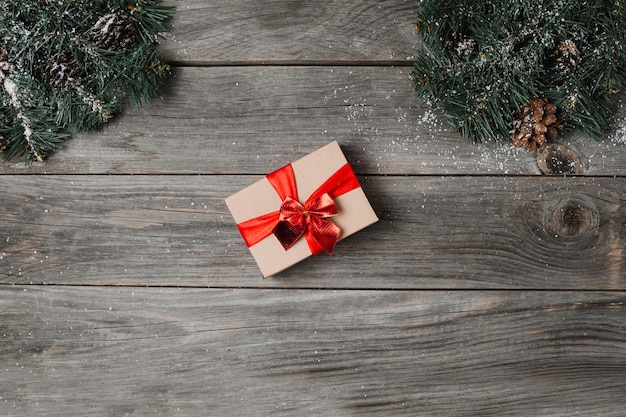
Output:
[
  {"xmin": 236, "ymin": 162, "xmax": 360, "ymax": 255},
  {"xmin": 274, "ymin": 194, "xmax": 339, "ymax": 254}
]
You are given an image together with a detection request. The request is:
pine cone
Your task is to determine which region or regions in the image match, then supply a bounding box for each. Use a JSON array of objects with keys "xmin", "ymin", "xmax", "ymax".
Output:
[
  {"xmin": 550, "ymin": 40, "xmax": 581, "ymax": 72},
  {"xmin": 511, "ymin": 98, "xmax": 559, "ymax": 151},
  {"xmin": 91, "ymin": 11, "xmax": 137, "ymax": 51},
  {"xmin": 43, "ymin": 51, "xmax": 82, "ymax": 90}
]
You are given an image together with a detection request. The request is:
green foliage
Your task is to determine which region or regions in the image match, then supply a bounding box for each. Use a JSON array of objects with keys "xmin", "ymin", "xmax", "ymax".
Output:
[
  {"xmin": 0, "ymin": 0, "xmax": 174, "ymax": 163},
  {"xmin": 410, "ymin": 0, "xmax": 626, "ymax": 145}
]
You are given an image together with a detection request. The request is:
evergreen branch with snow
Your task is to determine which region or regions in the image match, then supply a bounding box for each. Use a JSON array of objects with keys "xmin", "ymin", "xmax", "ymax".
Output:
[
  {"xmin": 0, "ymin": 0, "xmax": 174, "ymax": 163},
  {"xmin": 410, "ymin": 0, "xmax": 626, "ymax": 150}
]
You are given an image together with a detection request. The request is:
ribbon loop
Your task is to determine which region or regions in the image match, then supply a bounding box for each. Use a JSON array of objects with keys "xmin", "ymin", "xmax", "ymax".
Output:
[{"xmin": 273, "ymin": 197, "xmax": 307, "ymax": 250}]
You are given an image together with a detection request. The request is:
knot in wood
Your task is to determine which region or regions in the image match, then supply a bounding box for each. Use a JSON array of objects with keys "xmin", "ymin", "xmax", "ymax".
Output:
[
  {"xmin": 537, "ymin": 144, "xmax": 581, "ymax": 175},
  {"xmin": 553, "ymin": 199, "xmax": 596, "ymax": 236}
]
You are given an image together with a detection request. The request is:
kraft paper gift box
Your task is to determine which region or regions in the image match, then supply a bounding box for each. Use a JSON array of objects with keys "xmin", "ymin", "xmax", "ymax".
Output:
[{"xmin": 225, "ymin": 141, "xmax": 379, "ymax": 278}]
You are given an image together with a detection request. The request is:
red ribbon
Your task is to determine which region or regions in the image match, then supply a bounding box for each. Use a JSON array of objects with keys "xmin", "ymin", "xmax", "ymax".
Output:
[{"xmin": 237, "ymin": 162, "xmax": 360, "ymax": 255}]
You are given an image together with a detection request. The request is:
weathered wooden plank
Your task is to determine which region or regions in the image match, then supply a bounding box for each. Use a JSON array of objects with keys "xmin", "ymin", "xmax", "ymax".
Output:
[
  {"xmin": 1, "ymin": 286, "xmax": 624, "ymax": 416},
  {"xmin": 161, "ymin": 0, "xmax": 417, "ymax": 64},
  {"xmin": 1, "ymin": 175, "xmax": 623, "ymax": 289},
  {"xmin": 1, "ymin": 67, "xmax": 624, "ymax": 175}
]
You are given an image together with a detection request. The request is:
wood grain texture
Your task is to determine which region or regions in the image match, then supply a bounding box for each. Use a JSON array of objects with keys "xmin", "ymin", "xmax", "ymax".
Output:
[
  {"xmin": 161, "ymin": 0, "xmax": 418, "ymax": 64},
  {"xmin": 0, "ymin": 67, "xmax": 624, "ymax": 176},
  {"xmin": 1, "ymin": 286, "xmax": 624, "ymax": 417},
  {"xmin": 2, "ymin": 2, "xmax": 626, "ymax": 415},
  {"xmin": 1, "ymin": 175, "xmax": 623, "ymax": 289}
]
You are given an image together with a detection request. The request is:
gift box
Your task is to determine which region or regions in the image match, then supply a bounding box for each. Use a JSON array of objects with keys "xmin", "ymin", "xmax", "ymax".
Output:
[{"xmin": 225, "ymin": 141, "xmax": 378, "ymax": 278}]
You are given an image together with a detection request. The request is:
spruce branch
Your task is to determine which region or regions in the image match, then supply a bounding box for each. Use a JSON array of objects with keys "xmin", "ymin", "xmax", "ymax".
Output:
[
  {"xmin": 0, "ymin": 0, "xmax": 175, "ymax": 163},
  {"xmin": 3, "ymin": 76, "xmax": 45, "ymax": 162},
  {"xmin": 411, "ymin": 0, "xmax": 626, "ymax": 150}
]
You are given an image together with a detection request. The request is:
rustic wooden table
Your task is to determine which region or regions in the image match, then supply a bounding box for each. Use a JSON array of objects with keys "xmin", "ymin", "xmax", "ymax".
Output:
[{"xmin": 1, "ymin": 1, "xmax": 625, "ymax": 416}]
